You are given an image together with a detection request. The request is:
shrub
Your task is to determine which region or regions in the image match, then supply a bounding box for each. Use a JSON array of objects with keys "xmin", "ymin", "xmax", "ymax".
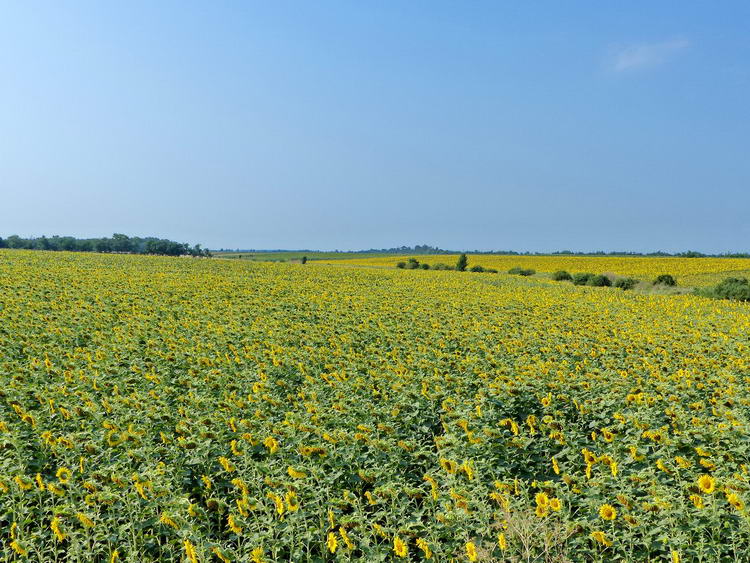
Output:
[
  {"xmin": 405, "ymin": 258, "xmax": 421, "ymax": 270},
  {"xmin": 432, "ymin": 263, "xmax": 452, "ymax": 270},
  {"xmin": 470, "ymin": 265, "xmax": 485, "ymax": 273},
  {"xmin": 699, "ymin": 277, "xmax": 750, "ymax": 301},
  {"xmin": 653, "ymin": 274, "xmax": 676, "ymax": 286},
  {"xmin": 485, "ymin": 268, "xmax": 498, "ymax": 273},
  {"xmin": 552, "ymin": 270, "xmax": 572, "ymax": 281},
  {"xmin": 614, "ymin": 277, "xmax": 639, "ymax": 290},
  {"xmin": 456, "ymin": 253, "xmax": 468, "ymax": 272},
  {"xmin": 586, "ymin": 274, "xmax": 612, "ymax": 287},
  {"xmin": 396, "ymin": 262, "xmax": 406, "ymax": 269},
  {"xmin": 572, "ymin": 273, "xmax": 594, "ymax": 285},
  {"xmin": 420, "ymin": 263, "xmax": 430, "ymax": 270},
  {"xmin": 508, "ymin": 267, "xmax": 535, "ymax": 276}
]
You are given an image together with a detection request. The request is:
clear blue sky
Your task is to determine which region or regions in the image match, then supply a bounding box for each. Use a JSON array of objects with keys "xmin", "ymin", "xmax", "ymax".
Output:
[{"xmin": 1, "ymin": 1, "xmax": 748, "ymax": 252}]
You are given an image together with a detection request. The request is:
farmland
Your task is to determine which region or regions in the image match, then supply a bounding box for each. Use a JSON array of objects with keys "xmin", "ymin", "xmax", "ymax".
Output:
[
  {"xmin": 317, "ymin": 255, "xmax": 750, "ymax": 288},
  {"xmin": 1, "ymin": 250, "xmax": 750, "ymax": 562}
]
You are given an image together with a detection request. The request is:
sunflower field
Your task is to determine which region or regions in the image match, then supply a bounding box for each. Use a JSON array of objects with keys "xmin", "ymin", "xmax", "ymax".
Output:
[
  {"xmin": 1, "ymin": 250, "xmax": 749, "ymax": 562},
  {"xmin": 318, "ymin": 254, "xmax": 750, "ymax": 287}
]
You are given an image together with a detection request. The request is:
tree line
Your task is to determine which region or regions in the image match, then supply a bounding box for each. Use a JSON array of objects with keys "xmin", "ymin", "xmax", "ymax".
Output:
[{"xmin": 0, "ymin": 233, "xmax": 210, "ymax": 257}]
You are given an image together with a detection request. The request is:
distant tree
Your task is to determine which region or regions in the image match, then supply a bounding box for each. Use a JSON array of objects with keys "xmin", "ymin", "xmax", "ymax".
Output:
[
  {"xmin": 0, "ymin": 237, "xmax": 5, "ymax": 248},
  {"xmin": 111, "ymin": 233, "xmax": 134, "ymax": 253},
  {"xmin": 456, "ymin": 253, "xmax": 468, "ymax": 272},
  {"xmin": 301, "ymin": 256, "xmax": 307, "ymax": 264}
]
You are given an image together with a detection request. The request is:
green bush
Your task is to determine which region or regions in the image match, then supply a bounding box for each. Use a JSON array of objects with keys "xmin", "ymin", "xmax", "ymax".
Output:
[
  {"xmin": 470, "ymin": 265, "xmax": 485, "ymax": 273},
  {"xmin": 508, "ymin": 267, "xmax": 535, "ymax": 276},
  {"xmin": 485, "ymin": 268, "xmax": 498, "ymax": 273},
  {"xmin": 552, "ymin": 270, "xmax": 572, "ymax": 281},
  {"xmin": 653, "ymin": 274, "xmax": 676, "ymax": 286},
  {"xmin": 698, "ymin": 277, "xmax": 750, "ymax": 301},
  {"xmin": 420, "ymin": 263, "xmax": 430, "ymax": 270},
  {"xmin": 405, "ymin": 258, "xmax": 421, "ymax": 270},
  {"xmin": 456, "ymin": 253, "xmax": 468, "ymax": 272},
  {"xmin": 586, "ymin": 274, "xmax": 612, "ymax": 287},
  {"xmin": 432, "ymin": 263, "xmax": 452, "ymax": 271},
  {"xmin": 614, "ymin": 277, "xmax": 639, "ymax": 290},
  {"xmin": 396, "ymin": 262, "xmax": 406, "ymax": 269},
  {"xmin": 572, "ymin": 272, "xmax": 594, "ymax": 285}
]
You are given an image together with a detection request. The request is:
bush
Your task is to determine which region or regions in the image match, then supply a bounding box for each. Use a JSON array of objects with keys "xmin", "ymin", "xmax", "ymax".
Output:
[
  {"xmin": 572, "ymin": 272, "xmax": 594, "ymax": 285},
  {"xmin": 699, "ymin": 277, "xmax": 750, "ymax": 301},
  {"xmin": 508, "ymin": 267, "xmax": 535, "ymax": 276},
  {"xmin": 485, "ymin": 268, "xmax": 498, "ymax": 273},
  {"xmin": 405, "ymin": 258, "xmax": 421, "ymax": 270},
  {"xmin": 420, "ymin": 263, "xmax": 430, "ymax": 270},
  {"xmin": 586, "ymin": 274, "xmax": 612, "ymax": 287},
  {"xmin": 614, "ymin": 277, "xmax": 639, "ymax": 290},
  {"xmin": 653, "ymin": 274, "xmax": 676, "ymax": 286},
  {"xmin": 396, "ymin": 262, "xmax": 406, "ymax": 269},
  {"xmin": 470, "ymin": 265, "xmax": 485, "ymax": 273},
  {"xmin": 456, "ymin": 253, "xmax": 468, "ymax": 272},
  {"xmin": 432, "ymin": 263, "xmax": 452, "ymax": 271},
  {"xmin": 552, "ymin": 270, "xmax": 572, "ymax": 281}
]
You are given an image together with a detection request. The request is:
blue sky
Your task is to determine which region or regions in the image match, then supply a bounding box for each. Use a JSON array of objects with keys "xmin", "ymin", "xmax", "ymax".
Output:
[{"xmin": 1, "ymin": 1, "xmax": 748, "ymax": 252}]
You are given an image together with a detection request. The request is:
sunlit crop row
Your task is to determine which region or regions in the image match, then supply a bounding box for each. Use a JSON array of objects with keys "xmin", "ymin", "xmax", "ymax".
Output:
[
  {"xmin": 1, "ymin": 250, "xmax": 749, "ymax": 561},
  {"xmin": 318, "ymin": 254, "xmax": 750, "ymax": 287}
]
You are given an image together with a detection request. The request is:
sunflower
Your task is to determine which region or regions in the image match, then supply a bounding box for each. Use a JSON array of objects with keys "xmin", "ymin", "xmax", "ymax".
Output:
[
  {"xmin": 327, "ymin": 532, "xmax": 338, "ymax": 554},
  {"xmin": 697, "ymin": 474, "xmax": 716, "ymax": 494},
  {"xmin": 466, "ymin": 541, "xmax": 478, "ymax": 562},
  {"xmin": 599, "ymin": 504, "xmax": 617, "ymax": 521},
  {"xmin": 416, "ymin": 538, "xmax": 432, "ymax": 559},
  {"xmin": 590, "ymin": 531, "xmax": 612, "ymax": 547},
  {"xmin": 393, "ymin": 535, "xmax": 408, "ymax": 558},
  {"xmin": 727, "ymin": 493, "xmax": 745, "ymax": 511},
  {"xmin": 498, "ymin": 532, "xmax": 507, "ymax": 550}
]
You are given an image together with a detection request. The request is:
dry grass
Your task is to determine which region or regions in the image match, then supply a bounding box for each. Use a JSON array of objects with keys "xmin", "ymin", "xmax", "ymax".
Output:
[{"xmin": 472, "ymin": 508, "xmax": 577, "ymax": 563}]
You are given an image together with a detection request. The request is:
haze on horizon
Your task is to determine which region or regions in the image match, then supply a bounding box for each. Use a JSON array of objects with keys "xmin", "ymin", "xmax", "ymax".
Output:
[{"xmin": 1, "ymin": 2, "xmax": 748, "ymax": 253}]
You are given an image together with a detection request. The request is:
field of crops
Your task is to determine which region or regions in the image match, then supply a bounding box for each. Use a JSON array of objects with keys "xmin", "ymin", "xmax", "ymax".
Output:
[
  {"xmin": 1, "ymin": 250, "xmax": 750, "ymax": 562},
  {"xmin": 318, "ymin": 255, "xmax": 750, "ymax": 288}
]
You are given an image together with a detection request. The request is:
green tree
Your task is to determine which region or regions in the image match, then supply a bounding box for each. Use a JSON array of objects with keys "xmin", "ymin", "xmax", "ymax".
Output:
[{"xmin": 456, "ymin": 253, "xmax": 468, "ymax": 272}]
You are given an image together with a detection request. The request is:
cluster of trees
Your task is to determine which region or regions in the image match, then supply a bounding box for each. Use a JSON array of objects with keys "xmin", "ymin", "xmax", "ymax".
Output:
[{"xmin": 0, "ymin": 234, "xmax": 210, "ymax": 257}]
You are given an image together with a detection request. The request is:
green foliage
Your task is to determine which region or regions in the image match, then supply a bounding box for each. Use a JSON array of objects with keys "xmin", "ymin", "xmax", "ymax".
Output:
[
  {"xmin": 405, "ymin": 257, "xmax": 421, "ymax": 270},
  {"xmin": 301, "ymin": 256, "xmax": 307, "ymax": 264},
  {"xmin": 0, "ymin": 233, "xmax": 208, "ymax": 256},
  {"xmin": 614, "ymin": 277, "xmax": 639, "ymax": 290},
  {"xmin": 420, "ymin": 263, "xmax": 430, "ymax": 270},
  {"xmin": 551, "ymin": 270, "xmax": 572, "ymax": 281},
  {"xmin": 586, "ymin": 274, "xmax": 612, "ymax": 287},
  {"xmin": 653, "ymin": 274, "xmax": 677, "ymax": 286},
  {"xmin": 697, "ymin": 277, "xmax": 750, "ymax": 301},
  {"xmin": 396, "ymin": 261, "xmax": 406, "ymax": 269},
  {"xmin": 456, "ymin": 253, "xmax": 468, "ymax": 272},
  {"xmin": 470, "ymin": 265, "xmax": 485, "ymax": 273},
  {"xmin": 572, "ymin": 272, "xmax": 594, "ymax": 285},
  {"xmin": 508, "ymin": 267, "xmax": 535, "ymax": 276},
  {"xmin": 432, "ymin": 263, "xmax": 453, "ymax": 271}
]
